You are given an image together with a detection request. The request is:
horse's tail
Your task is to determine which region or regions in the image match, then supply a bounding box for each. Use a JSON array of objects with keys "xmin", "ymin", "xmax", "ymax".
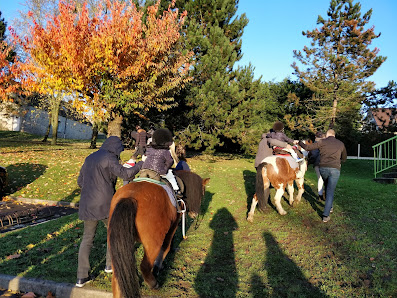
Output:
[
  {"xmin": 109, "ymin": 198, "xmax": 140, "ymax": 298},
  {"xmin": 256, "ymin": 162, "xmax": 269, "ymax": 211}
]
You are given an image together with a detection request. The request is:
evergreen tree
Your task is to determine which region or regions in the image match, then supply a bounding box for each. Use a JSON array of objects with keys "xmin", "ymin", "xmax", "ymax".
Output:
[
  {"xmin": 159, "ymin": 0, "xmax": 252, "ymax": 152},
  {"xmin": 291, "ymin": 0, "xmax": 386, "ymax": 132},
  {"xmin": 0, "ymin": 12, "xmax": 6, "ymax": 42},
  {"xmin": 0, "ymin": 11, "xmax": 15, "ymax": 62}
]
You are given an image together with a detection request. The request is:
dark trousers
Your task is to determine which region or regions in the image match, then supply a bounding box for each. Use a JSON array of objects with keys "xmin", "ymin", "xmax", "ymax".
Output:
[
  {"xmin": 319, "ymin": 167, "xmax": 341, "ymax": 217},
  {"xmin": 77, "ymin": 218, "xmax": 111, "ymax": 279},
  {"xmin": 132, "ymin": 146, "xmax": 146, "ymax": 159}
]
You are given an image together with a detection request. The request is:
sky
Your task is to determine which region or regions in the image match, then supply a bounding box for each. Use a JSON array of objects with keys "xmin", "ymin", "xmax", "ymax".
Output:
[{"xmin": 1, "ymin": 0, "xmax": 396, "ymax": 89}]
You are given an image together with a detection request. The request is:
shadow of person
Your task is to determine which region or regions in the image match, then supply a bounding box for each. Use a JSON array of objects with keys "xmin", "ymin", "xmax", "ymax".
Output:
[
  {"xmin": 251, "ymin": 232, "xmax": 327, "ymax": 297},
  {"xmin": 5, "ymin": 163, "xmax": 47, "ymax": 194},
  {"xmin": 62, "ymin": 188, "xmax": 81, "ymax": 203},
  {"xmin": 194, "ymin": 207, "xmax": 238, "ymax": 297},
  {"xmin": 301, "ymin": 184, "xmax": 325, "ymax": 218}
]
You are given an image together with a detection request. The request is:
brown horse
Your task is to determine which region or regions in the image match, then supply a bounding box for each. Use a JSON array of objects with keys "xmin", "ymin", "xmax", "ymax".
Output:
[{"xmin": 108, "ymin": 170, "xmax": 209, "ymax": 298}]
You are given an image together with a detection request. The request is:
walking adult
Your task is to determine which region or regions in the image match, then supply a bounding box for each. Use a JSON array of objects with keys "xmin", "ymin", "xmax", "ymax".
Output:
[
  {"xmin": 298, "ymin": 129, "xmax": 347, "ymax": 223},
  {"xmin": 131, "ymin": 125, "xmax": 147, "ymax": 161},
  {"xmin": 76, "ymin": 136, "xmax": 142, "ymax": 287}
]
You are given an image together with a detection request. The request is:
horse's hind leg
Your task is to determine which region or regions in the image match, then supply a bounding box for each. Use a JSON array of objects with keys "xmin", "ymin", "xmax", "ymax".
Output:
[
  {"xmin": 274, "ymin": 186, "xmax": 287, "ymax": 215},
  {"xmin": 287, "ymin": 182, "xmax": 295, "ymax": 206},
  {"xmin": 140, "ymin": 248, "xmax": 160, "ymax": 289},
  {"xmin": 153, "ymin": 218, "xmax": 180, "ymax": 277},
  {"xmin": 247, "ymin": 194, "xmax": 258, "ymax": 222}
]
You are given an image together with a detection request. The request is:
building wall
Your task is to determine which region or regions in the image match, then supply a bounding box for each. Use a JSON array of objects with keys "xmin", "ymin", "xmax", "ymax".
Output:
[{"xmin": 1, "ymin": 106, "xmax": 93, "ymax": 140}]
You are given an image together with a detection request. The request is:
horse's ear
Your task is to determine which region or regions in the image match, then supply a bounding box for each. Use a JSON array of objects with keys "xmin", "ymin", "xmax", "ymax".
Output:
[{"xmin": 202, "ymin": 178, "xmax": 210, "ymax": 186}]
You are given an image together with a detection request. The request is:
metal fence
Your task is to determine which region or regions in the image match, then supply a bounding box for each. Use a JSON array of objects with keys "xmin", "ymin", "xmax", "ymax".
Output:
[{"xmin": 372, "ymin": 135, "xmax": 397, "ymax": 177}]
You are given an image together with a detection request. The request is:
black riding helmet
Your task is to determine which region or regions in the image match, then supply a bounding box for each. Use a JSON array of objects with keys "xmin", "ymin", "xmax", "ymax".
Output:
[{"xmin": 151, "ymin": 128, "xmax": 173, "ymax": 149}]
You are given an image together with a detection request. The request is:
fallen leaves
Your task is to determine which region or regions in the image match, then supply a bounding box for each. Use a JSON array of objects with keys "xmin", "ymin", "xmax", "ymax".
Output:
[{"xmin": 6, "ymin": 253, "xmax": 21, "ymax": 260}]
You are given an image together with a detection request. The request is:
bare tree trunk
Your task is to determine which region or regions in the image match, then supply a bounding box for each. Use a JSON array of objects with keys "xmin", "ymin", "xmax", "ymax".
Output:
[
  {"xmin": 50, "ymin": 99, "xmax": 61, "ymax": 145},
  {"xmin": 330, "ymin": 98, "xmax": 338, "ymax": 129},
  {"xmin": 42, "ymin": 114, "xmax": 51, "ymax": 142},
  {"xmin": 90, "ymin": 122, "xmax": 99, "ymax": 149},
  {"xmin": 107, "ymin": 112, "xmax": 123, "ymax": 138}
]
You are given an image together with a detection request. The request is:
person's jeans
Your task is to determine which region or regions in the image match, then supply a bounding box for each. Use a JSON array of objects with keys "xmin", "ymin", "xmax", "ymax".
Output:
[
  {"xmin": 319, "ymin": 167, "xmax": 340, "ymax": 217},
  {"xmin": 77, "ymin": 218, "xmax": 111, "ymax": 279}
]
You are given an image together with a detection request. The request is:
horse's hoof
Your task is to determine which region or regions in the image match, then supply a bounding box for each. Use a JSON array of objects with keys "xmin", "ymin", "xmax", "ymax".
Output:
[
  {"xmin": 279, "ymin": 211, "xmax": 287, "ymax": 215},
  {"xmin": 148, "ymin": 280, "xmax": 159, "ymax": 289},
  {"xmin": 246, "ymin": 215, "xmax": 254, "ymax": 222}
]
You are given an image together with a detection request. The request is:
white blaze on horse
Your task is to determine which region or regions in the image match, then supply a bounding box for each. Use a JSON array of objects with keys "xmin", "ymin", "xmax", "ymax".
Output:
[{"xmin": 247, "ymin": 148, "xmax": 308, "ymax": 221}]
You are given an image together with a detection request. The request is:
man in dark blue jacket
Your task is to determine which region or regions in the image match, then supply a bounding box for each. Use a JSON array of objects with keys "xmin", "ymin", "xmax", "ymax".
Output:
[{"xmin": 76, "ymin": 136, "xmax": 142, "ymax": 287}]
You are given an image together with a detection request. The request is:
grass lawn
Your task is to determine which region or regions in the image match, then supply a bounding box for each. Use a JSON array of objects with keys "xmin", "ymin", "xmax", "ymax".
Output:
[{"xmin": 0, "ymin": 131, "xmax": 396, "ymax": 297}]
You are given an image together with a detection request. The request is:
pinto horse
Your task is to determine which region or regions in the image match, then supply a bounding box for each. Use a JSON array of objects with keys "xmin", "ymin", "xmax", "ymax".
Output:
[
  {"xmin": 247, "ymin": 149, "xmax": 308, "ymax": 222},
  {"xmin": 108, "ymin": 170, "xmax": 209, "ymax": 298}
]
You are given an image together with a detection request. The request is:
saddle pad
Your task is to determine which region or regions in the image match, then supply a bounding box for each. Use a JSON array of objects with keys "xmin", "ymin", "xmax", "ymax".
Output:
[
  {"xmin": 262, "ymin": 155, "xmax": 299, "ymax": 171},
  {"xmin": 133, "ymin": 177, "xmax": 166, "ymax": 185},
  {"xmin": 132, "ymin": 178, "xmax": 176, "ymax": 207}
]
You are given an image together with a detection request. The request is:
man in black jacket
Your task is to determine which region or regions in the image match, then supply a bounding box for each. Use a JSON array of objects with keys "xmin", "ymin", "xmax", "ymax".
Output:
[
  {"xmin": 299, "ymin": 129, "xmax": 347, "ymax": 223},
  {"xmin": 76, "ymin": 136, "xmax": 142, "ymax": 287}
]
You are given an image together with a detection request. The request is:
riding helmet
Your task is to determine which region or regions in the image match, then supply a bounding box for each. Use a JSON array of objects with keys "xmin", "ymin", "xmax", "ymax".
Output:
[{"xmin": 151, "ymin": 128, "xmax": 173, "ymax": 149}]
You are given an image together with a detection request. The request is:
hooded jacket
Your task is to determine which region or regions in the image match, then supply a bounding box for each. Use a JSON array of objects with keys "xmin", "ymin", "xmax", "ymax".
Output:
[
  {"xmin": 254, "ymin": 133, "xmax": 288, "ymax": 168},
  {"xmin": 77, "ymin": 136, "xmax": 142, "ymax": 220}
]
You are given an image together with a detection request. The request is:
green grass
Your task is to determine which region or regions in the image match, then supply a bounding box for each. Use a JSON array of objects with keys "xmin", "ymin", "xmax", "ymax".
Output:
[{"xmin": 0, "ymin": 132, "xmax": 396, "ymax": 297}]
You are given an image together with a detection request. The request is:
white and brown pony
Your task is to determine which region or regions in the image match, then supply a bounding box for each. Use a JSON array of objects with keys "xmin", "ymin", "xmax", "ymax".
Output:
[{"xmin": 247, "ymin": 147, "xmax": 308, "ymax": 221}]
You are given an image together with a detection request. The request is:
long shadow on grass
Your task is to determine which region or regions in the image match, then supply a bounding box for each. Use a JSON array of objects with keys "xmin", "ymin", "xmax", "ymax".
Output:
[
  {"xmin": 301, "ymin": 183, "xmax": 325, "ymax": 219},
  {"xmin": 194, "ymin": 208, "xmax": 238, "ymax": 297},
  {"xmin": 0, "ymin": 214, "xmax": 89, "ymax": 285},
  {"xmin": 5, "ymin": 163, "xmax": 47, "ymax": 194},
  {"xmin": 250, "ymin": 232, "xmax": 327, "ymax": 297}
]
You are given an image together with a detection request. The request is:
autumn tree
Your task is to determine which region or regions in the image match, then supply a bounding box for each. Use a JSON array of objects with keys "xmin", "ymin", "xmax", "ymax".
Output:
[
  {"xmin": 80, "ymin": 0, "xmax": 192, "ymax": 138},
  {"xmin": 11, "ymin": 0, "xmax": 191, "ymax": 145},
  {"xmin": 291, "ymin": 0, "xmax": 386, "ymax": 132}
]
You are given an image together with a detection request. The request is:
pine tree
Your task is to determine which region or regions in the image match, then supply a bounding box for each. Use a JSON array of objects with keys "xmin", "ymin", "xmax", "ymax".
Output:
[
  {"xmin": 158, "ymin": 0, "xmax": 250, "ymax": 152},
  {"xmin": 291, "ymin": 0, "xmax": 386, "ymax": 132},
  {"xmin": 0, "ymin": 12, "xmax": 6, "ymax": 42}
]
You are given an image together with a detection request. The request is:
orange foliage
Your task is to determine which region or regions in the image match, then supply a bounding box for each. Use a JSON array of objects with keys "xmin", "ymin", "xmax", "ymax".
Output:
[
  {"xmin": 0, "ymin": 43, "xmax": 29, "ymax": 101},
  {"xmin": 10, "ymin": 0, "xmax": 192, "ymax": 118}
]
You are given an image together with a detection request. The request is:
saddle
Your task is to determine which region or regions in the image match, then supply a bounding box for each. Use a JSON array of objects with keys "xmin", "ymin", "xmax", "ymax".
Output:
[
  {"xmin": 137, "ymin": 169, "xmax": 185, "ymax": 195},
  {"xmin": 273, "ymin": 146, "xmax": 303, "ymax": 158}
]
